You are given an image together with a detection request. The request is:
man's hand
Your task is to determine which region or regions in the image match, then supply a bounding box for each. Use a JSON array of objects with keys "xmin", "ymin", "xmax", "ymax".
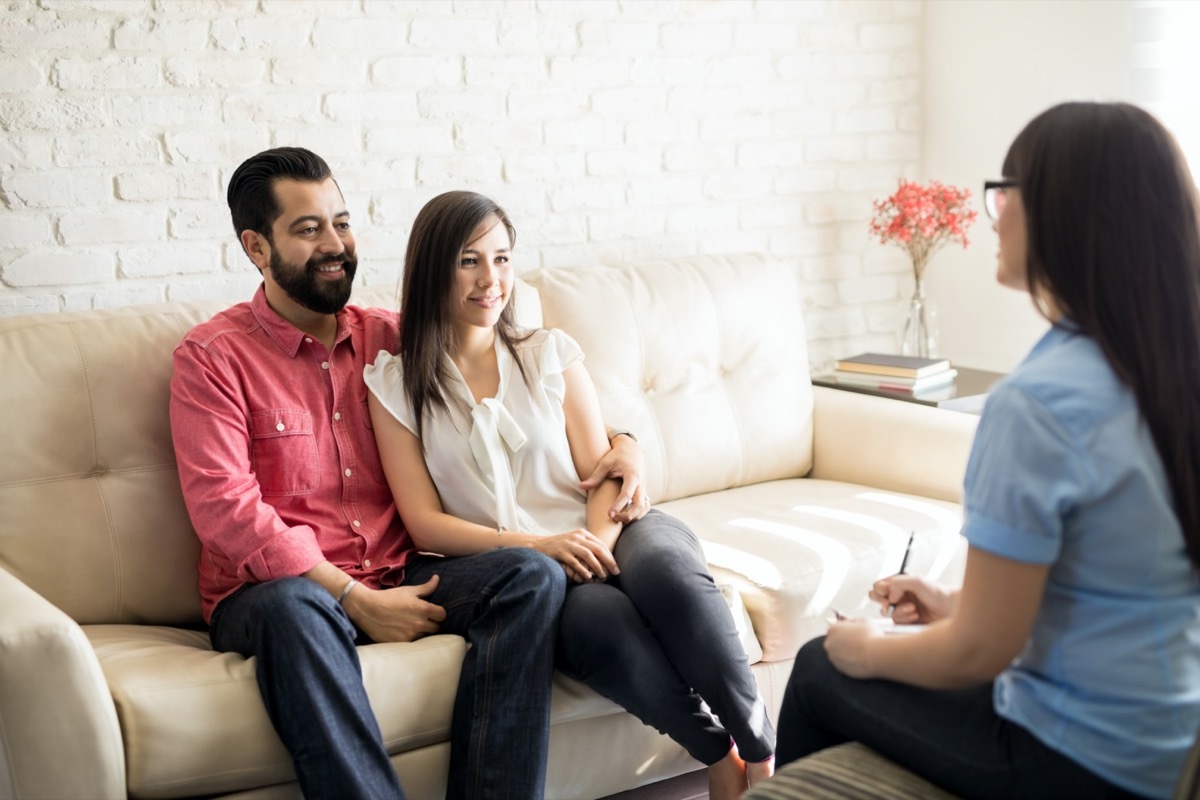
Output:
[
  {"xmin": 580, "ymin": 433, "xmax": 649, "ymax": 522},
  {"xmin": 344, "ymin": 574, "xmax": 447, "ymax": 643}
]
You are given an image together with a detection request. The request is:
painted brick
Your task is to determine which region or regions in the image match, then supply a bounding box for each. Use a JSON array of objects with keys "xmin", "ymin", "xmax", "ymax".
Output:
[
  {"xmin": 735, "ymin": 22, "xmax": 800, "ymax": 50},
  {"xmin": 273, "ymin": 57, "xmax": 367, "ymax": 87},
  {"xmin": 665, "ymin": 205, "xmax": 738, "ymax": 237},
  {"xmin": 860, "ymin": 22, "xmax": 919, "ymax": 48},
  {"xmin": 223, "ymin": 93, "xmax": 326, "ymax": 124},
  {"xmin": 41, "ymin": 0, "xmax": 146, "ymax": 10},
  {"xmin": 775, "ymin": 168, "xmax": 839, "ymax": 195},
  {"xmin": 269, "ymin": 127, "xmax": 365, "ymax": 162},
  {"xmin": 113, "ymin": 95, "xmax": 221, "ymax": 127},
  {"xmin": 113, "ymin": 18, "xmax": 209, "ymax": 51},
  {"xmin": 591, "ymin": 86, "xmax": 665, "ymax": 115},
  {"xmin": 770, "ymin": 227, "xmax": 837, "ymax": 257},
  {"xmin": 120, "ymin": 244, "xmax": 221, "ymax": 278},
  {"xmin": 835, "ymin": 108, "xmax": 896, "ymax": 134},
  {"xmin": 700, "ymin": 113, "xmax": 772, "ymax": 142},
  {"xmin": 702, "ymin": 170, "xmax": 775, "ymax": 201},
  {"xmin": 805, "ymin": 306, "xmax": 868, "ymax": 339},
  {"xmin": 415, "ymin": 155, "xmax": 502, "ymax": 187},
  {"xmin": 867, "ymin": 133, "xmax": 920, "ymax": 162},
  {"xmin": 585, "ymin": 148, "xmax": 661, "ymax": 178},
  {"xmin": 550, "ymin": 56, "xmax": 633, "ymax": 86},
  {"xmin": 0, "ymin": 96, "xmax": 108, "ymax": 132},
  {"xmin": 0, "ymin": 215, "xmax": 53, "ymax": 247},
  {"xmin": 627, "ymin": 177, "xmax": 703, "ymax": 207},
  {"xmin": 578, "ymin": 21, "xmax": 658, "ymax": 52},
  {"xmin": 326, "ymin": 92, "xmax": 420, "ymax": 123},
  {"xmin": 313, "ymin": 18, "xmax": 409, "ymax": 51},
  {"xmin": 502, "ymin": 153, "xmax": 585, "ymax": 183},
  {"xmin": 737, "ymin": 140, "xmax": 805, "ymax": 169},
  {"xmin": 0, "ymin": 134, "xmax": 53, "ymax": 172},
  {"xmin": 366, "ymin": 122, "xmax": 455, "ymax": 156},
  {"xmin": 508, "ymin": 89, "xmax": 587, "ymax": 119},
  {"xmin": 61, "ymin": 285, "xmax": 164, "ymax": 312},
  {"xmin": 838, "ymin": 275, "xmax": 899, "ymax": 304},
  {"xmin": 52, "ymin": 132, "xmax": 161, "ymax": 169},
  {"xmin": 169, "ymin": 206, "xmax": 231, "ymax": 240},
  {"xmin": 2, "ymin": 171, "xmax": 109, "ymax": 208},
  {"xmin": 548, "ymin": 183, "xmax": 624, "ymax": 213},
  {"xmin": 372, "ymin": 56, "xmax": 462, "ymax": 88},
  {"xmin": 464, "ymin": 56, "xmax": 549, "ymax": 86},
  {"xmin": 663, "ymin": 143, "xmax": 736, "ymax": 173},
  {"xmin": 3, "ymin": 250, "xmax": 113, "ymax": 287},
  {"xmin": 0, "ymin": 57, "xmax": 42, "ymax": 91},
  {"xmin": 525, "ymin": 213, "xmax": 591, "ymax": 246},
  {"xmin": 628, "ymin": 56, "xmax": 705, "ymax": 86},
  {"xmin": 54, "ymin": 57, "xmax": 160, "ymax": 90},
  {"xmin": 0, "ymin": 14, "xmax": 108, "ymax": 50},
  {"xmin": 410, "ymin": 19, "xmax": 498, "ymax": 51},
  {"xmin": 740, "ymin": 199, "xmax": 807, "ymax": 230},
  {"xmin": 0, "ymin": 292, "xmax": 59, "ymax": 315},
  {"xmin": 334, "ymin": 162, "xmax": 417, "ymax": 196},
  {"xmin": 353, "ymin": 226, "xmax": 409, "ymax": 261},
  {"xmin": 629, "ymin": 115, "xmax": 699, "ymax": 146},
  {"xmin": 498, "ymin": 18, "xmax": 578, "ymax": 53},
  {"xmin": 544, "ymin": 117, "xmax": 624, "ymax": 148},
  {"xmin": 166, "ymin": 273, "xmax": 260, "ymax": 303},
  {"xmin": 456, "ymin": 120, "xmax": 543, "ymax": 152},
  {"xmin": 805, "ymin": 137, "xmax": 867, "ymax": 163},
  {"xmin": 707, "ymin": 54, "xmax": 777, "ymax": 85},
  {"xmin": 803, "ymin": 254, "xmax": 864, "ymax": 281},
  {"xmin": 59, "ymin": 210, "xmax": 165, "ymax": 246},
  {"xmin": 165, "ymin": 57, "xmax": 269, "ymax": 89},
  {"xmin": 211, "ymin": 18, "xmax": 313, "ymax": 51},
  {"xmin": 165, "ymin": 129, "xmax": 272, "ymax": 166},
  {"xmin": 164, "ymin": 0, "xmax": 259, "ymax": 12},
  {"xmin": 870, "ymin": 78, "xmax": 920, "ymax": 104}
]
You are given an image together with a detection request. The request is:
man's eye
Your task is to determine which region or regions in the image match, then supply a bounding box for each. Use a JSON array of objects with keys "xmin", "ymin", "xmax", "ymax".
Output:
[{"xmin": 336, "ymin": 222, "xmax": 351, "ymax": 232}]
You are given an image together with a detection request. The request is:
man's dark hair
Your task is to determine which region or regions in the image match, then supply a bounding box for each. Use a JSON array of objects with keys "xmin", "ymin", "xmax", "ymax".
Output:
[{"xmin": 227, "ymin": 147, "xmax": 333, "ymax": 242}]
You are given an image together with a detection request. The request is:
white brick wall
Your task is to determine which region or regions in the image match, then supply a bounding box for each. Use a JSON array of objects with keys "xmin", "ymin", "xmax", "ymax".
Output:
[{"xmin": 0, "ymin": 0, "xmax": 926, "ymax": 372}]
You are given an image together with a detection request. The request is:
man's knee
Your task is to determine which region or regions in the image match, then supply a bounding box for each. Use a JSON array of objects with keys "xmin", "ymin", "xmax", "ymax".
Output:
[{"xmin": 495, "ymin": 547, "xmax": 568, "ymax": 597}]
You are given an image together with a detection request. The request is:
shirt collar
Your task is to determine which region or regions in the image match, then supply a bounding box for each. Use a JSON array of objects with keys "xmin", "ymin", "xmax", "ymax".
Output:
[{"xmin": 249, "ymin": 283, "xmax": 352, "ymax": 358}]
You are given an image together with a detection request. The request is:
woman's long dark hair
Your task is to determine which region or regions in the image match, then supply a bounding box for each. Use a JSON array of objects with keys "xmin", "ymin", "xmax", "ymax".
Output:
[
  {"xmin": 398, "ymin": 190, "xmax": 530, "ymax": 441},
  {"xmin": 1004, "ymin": 102, "xmax": 1200, "ymax": 568}
]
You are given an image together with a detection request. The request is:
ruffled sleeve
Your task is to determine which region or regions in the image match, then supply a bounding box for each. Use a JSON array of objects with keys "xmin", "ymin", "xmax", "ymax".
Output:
[
  {"xmin": 536, "ymin": 328, "xmax": 585, "ymax": 405},
  {"xmin": 363, "ymin": 350, "xmax": 419, "ymax": 436}
]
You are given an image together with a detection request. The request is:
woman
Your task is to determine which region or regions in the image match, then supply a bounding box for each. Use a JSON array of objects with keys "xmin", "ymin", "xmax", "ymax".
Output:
[
  {"xmin": 775, "ymin": 101, "xmax": 1200, "ymax": 800},
  {"xmin": 364, "ymin": 191, "xmax": 775, "ymax": 798}
]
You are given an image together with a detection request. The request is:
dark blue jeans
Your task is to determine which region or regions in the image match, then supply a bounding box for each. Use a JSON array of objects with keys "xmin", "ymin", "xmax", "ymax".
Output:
[
  {"xmin": 557, "ymin": 510, "xmax": 775, "ymax": 766},
  {"xmin": 777, "ymin": 637, "xmax": 1144, "ymax": 800},
  {"xmin": 209, "ymin": 548, "xmax": 565, "ymax": 800}
]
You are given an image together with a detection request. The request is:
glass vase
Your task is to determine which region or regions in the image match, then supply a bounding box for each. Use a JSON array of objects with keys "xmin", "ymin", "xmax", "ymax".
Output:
[{"xmin": 899, "ymin": 280, "xmax": 938, "ymax": 358}]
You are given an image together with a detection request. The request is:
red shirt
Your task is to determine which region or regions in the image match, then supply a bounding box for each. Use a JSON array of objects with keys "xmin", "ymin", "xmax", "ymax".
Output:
[{"xmin": 170, "ymin": 286, "xmax": 414, "ymax": 622}]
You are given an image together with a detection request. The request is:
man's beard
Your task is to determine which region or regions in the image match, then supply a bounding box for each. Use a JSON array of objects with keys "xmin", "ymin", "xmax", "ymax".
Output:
[{"xmin": 268, "ymin": 248, "xmax": 357, "ymax": 314}]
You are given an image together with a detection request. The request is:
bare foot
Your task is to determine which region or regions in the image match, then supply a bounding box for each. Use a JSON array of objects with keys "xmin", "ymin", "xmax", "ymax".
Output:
[
  {"xmin": 746, "ymin": 755, "xmax": 775, "ymax": 787},
  {"xmin": 708, "ymin": 747, "xmax": 748, "ymax": 800}
]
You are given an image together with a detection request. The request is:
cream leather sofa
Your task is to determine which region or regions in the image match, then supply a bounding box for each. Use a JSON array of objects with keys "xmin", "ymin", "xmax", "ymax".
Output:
[{"xmin": 0, "ymin": 253, "xmax": 979, "ymax": 800}]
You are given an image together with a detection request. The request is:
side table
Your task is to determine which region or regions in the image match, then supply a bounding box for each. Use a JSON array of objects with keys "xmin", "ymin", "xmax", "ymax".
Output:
[{"xmin": 811, "ymin": 366, "xmax": 1005, "ymax": 415}]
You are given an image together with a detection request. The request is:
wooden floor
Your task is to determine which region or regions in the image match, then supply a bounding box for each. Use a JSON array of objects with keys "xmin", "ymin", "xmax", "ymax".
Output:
[{"xmin": 597, "ymin": 769, "xmax": 708, "ymax": 800}]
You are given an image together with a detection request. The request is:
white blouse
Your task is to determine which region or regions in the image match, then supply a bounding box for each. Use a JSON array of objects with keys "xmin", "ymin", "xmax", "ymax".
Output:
[{"xmin": 364, "ymin": 328, "xmax": 589, "ymax": 536}]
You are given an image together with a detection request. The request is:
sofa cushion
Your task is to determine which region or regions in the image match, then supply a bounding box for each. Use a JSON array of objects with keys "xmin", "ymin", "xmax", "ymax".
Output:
[
  {"xmin": 659, "ymin": 479, "xmax": 966, "ymax": 663},
  {"xmin": 742, "ymin": 742, "xmax": 959, "ymax": 800},
  {"xmin": 525, "ymin": 254, "xmax": 813, "ymax": 506}
]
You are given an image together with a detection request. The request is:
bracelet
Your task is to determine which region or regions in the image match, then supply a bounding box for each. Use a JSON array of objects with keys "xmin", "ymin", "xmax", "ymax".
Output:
[
  {"xmin": 496, "ymin": 525, "xmax": 505, "ymax": 549},
  {"xmin": 336, "ymin": 578, "xmax": 358, "ymax": 605},
  {"xmin": 607, "ymin": 428, "xmax": 638, "ymax": 444}
]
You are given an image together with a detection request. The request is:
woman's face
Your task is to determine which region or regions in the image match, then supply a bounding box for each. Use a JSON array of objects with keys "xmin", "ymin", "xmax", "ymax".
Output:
[
  {"xmin": 452, "ymin": 214, "xmax": 513, "ymax": 332},
  {"xmin": 993, "ymin": 187, "xmax": 1028, "ymax": 292}
]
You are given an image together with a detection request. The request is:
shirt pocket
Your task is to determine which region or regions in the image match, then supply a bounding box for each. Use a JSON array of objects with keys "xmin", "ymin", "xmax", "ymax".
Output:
[
  {"xmin": 250, "ymin": 409, "xmax": 320, "ymax": 496},
  {"xmin": 359, "ymin": 400, "xmax": 389, "ymax": 485}
]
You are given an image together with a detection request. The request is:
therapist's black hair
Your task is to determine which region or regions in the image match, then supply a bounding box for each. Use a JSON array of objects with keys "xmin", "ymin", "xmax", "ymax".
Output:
[{"xmin": 1003, "ymin": 101, "xmax": 1200, "ymax": 568}]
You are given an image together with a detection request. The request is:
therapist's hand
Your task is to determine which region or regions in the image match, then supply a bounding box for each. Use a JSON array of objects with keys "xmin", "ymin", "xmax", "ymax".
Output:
[
  {"xmin": 824, "ymin": 620, "xmax": 882, "ymax": 679},
  {"xmin": 870, "ymin": 575, "xmax": 956, "ymax": 625}
]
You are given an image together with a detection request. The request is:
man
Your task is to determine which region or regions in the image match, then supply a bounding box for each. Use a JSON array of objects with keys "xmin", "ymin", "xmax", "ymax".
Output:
[{"xmin": 169, "ymin": 147, "xmax": 648, "ymax": 799}]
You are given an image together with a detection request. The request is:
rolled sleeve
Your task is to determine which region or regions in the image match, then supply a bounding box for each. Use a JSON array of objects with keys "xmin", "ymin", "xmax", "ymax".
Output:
[{"xmin": 962, "ymin": 382, "xmax": 1091, "ymax": 565}]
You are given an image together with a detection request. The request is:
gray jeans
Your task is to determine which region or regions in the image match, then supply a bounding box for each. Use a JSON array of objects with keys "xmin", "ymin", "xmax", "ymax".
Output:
[{"xmin": 557, "ymin": 509, "xmax": 776, "ymax": 765}]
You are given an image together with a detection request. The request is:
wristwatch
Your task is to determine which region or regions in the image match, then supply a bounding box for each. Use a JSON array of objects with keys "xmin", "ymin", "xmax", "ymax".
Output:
[{"xmin": 608, "ymin": 429, "xmax": 638, "ymax": 444}]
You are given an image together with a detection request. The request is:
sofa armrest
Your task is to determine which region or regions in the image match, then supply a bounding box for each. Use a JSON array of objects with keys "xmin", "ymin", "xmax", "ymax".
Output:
[
  {"xmin": 809, "ymin": 386, "xmax": 979, "ymax": 504},
  {"xmin": 0, "ymin": 567, "xmax": 125, "ymax": 800}
]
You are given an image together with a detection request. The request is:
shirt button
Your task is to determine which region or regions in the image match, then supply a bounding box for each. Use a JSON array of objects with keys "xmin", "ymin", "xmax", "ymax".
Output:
[
  {"xmin": 276, "ymin": 421, "xmax": 285, "ymax": 431},
  {"xmin": 333, "ymin": 412, "xmax": 342, "ymax": 421},
  {"xmin": 321, "ymin": 361, "xmax": 329, "ymax": 370},
  {"xmin": 363, "ymin": 558, "xmax": 372, "ymax": 568},
  {"xmin": 344, "ymin": 468, "xmax": 352, "ymax": 477},
  {"xmin": 304, "ymin": 337, "xmax": 313, "ymax": 343},
  {"xmin": 352, "ymin": 520, "xmax": 361, "ymax": 528}
]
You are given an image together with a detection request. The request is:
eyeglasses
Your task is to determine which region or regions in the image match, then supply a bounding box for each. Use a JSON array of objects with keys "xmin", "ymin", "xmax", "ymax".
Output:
[{"xmin": 983, "ymin": 180, "xmax": 1018, "ymax": 222}]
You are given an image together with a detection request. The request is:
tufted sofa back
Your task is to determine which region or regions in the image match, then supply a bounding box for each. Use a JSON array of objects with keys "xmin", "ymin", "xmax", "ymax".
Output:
[{"xmin": 526, "ymin": 254, "xmax": 813, "ymax": 505}]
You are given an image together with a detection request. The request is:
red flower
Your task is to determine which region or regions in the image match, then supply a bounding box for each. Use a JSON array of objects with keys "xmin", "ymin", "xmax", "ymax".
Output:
[{"xmin": 869, "ymin": 180, "xmax": 978, "ymax": 279}]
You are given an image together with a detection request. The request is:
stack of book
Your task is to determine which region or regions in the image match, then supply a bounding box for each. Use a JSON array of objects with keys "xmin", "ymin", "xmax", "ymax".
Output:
[{"xmin": 833, "ymin": 352, "xmax": 957, "ymax": 394}]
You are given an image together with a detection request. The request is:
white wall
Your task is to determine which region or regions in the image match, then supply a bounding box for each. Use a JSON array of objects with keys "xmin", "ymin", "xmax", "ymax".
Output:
[
  {"xmin": 922, "ymin": 0, "xmax": 1136, "ymax": 372},
  {"xmin": 0, "ymin": 0, "xmax": 931, "ymax": 374}
]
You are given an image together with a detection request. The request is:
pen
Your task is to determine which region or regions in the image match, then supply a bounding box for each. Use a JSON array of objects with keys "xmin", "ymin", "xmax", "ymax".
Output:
[{"xmin": 888, "ymin": 530, "xmax": 915, "ymax": 618}]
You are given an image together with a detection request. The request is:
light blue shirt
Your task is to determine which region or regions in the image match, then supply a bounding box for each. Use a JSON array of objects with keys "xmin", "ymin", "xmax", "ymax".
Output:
[{"xmin": 964, "ymin": 323, "xmax": 1200, "ymax": 799}]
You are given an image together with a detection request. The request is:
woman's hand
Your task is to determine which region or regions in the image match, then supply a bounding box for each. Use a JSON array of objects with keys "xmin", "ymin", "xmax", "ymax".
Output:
[
  {"xmin": 527, "ymin": 529, "xmax": 619, "ymax": 583},
  {"xmin": 824, "ymin": 620, "xmax": 882, "ymax": 679},
  {"xmin": 869, "ymin": 575, "xmax": 957, "ymax": 624},
  {"xmin": 580, "ymin": 433, "xmax": 649, "ymax": 523}
]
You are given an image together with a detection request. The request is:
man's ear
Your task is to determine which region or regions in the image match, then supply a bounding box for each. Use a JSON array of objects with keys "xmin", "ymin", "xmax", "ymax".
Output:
[{"xmin": 240, "ymin": 229, "xmax": 270, "ymax": 273}]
